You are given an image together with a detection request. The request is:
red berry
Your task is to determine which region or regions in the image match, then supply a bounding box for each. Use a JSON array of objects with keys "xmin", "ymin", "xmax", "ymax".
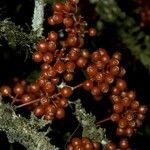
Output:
[
  {"xmin": 54, "ymin": 60, "xmax": 65, "ymax": 74},
  {"xmin": 95, "ymin": 61, "xmax": 105, "ymax": 70},
  {"xmin": 67, "ymin": 144, "xmax": 74, "ymax": 150},
  {"xmin": 48, "ymin": 41, "xmax": 56, "ymax": 52},
  {"xmin": 84, "ymin": 142, "xmax": 94, "ymax": 150},
  {"xmin": 34, "ymin": 105, "xmax": 44, "ymax": 117},
  {"xmin": 78, "ymin": 37, "xmax": 85, "ymax": 48},
  {"xmin": 64, "ymin": 2, "xmax": 72, "ymax": 12},
  {"xmin": 93, "ymin": 142, "xmax": 101, "ymax": 150},
  {"xmin": 119, "ymin": 139, "xmax": 129, "ymax": 149},
  {"xmin": 32, "ymin": 51, "xmax": 43, "ymax": 62},
  {"xmin": 68, "ymin": 48, "xmax": 80, "ymax": 61},
  {"xmin": 67, "ymin": 36, "xmax": 78, "ymax": 47},
  {"xmin": 56, "ymin": 108, "xmax": 65, "ymax": 119},
  {"xmin": 81, "ymin": 49, "xmax": 90, "ymax": 58},
  {"xmin": 130, "ymin": 101, "xmax": 139, "ymax": 110},
  {"xmin": 81, "ymin": 137, "xmax": 91, "ymax": 144},
  {"xmin": 136, "ymin": 119, "xmax": 142, "ymax": 127},
  {"xmin": 41, "ymin": 63, "xmax": 50, "ymax": 71},
  {"xmin": 99, "ymin": 83, "xmax": 109, "ymax": 93},
  {"xmin": 110, "ymin": 113, "xmax": 120, "ymax": 122},
  {"xmin": 48, "ymin": 17, "xmax": 55, "ymax": 25},
  {"xmin": 101, "ymin": 54, "xmax": 110, "ymax": 64},
  {"xmin": 109, "ymin": 58, "xmax": 119, "ymax": 66},
  {"xmin": 64, "ymin": 72, "xmax": 74, "ymax": 81},
  {"xmin": 105, "ymin": 73, "xmax": 114, "ymax": 84},
  {"xmin": 71, "ymin": 137, "xmax": 82, "ymax": 147},
  {"xmin": 91, "ymin": 51, "xmax": 101, "ymax": 62},
  {"xmin": 88, "ymin": 28, "xmax": 97, "ymax": 36},
  {"xmin": 40, "ymin": 97, "xmax": 49, "ymax": 106},
  {"xmin": 47, "ymin": 67, "xmax": 57, "ymax": 78},
  {"xmin": 13, "ymin": 84, "xmax": 24, "ymax": 95},
  {"xmin": 1, "ymin": 86, "xmax": 11, "ymax": 96},
  {"xmin": 60, "ymin": 86, "xmax": 73, "ymax": 98},
  {"xmin": 138, "ymin": 105, "xmax": 148, "ymax": 114},
  {"xmin": 125, "ymin": 111, "xmax": 134, "ymax": 121},
  {"xmin": 112, "ymin": 52, "xmax": 122, "ymax": 60},
  {"xmin": 59, "ymin": 98, "xmax": 68, "ymax": 108},
  {"xmin": 137, "ymin": 113, "xmax": 145, "ymax": 120},
  {"xmin": 118, "ymin": 118, "xmax": 128, "ymax": 128},
  {"xmin": 37, "ymin": 40, "xmax": 49, "ymax": 53},
  {"xmin": 44, "ymin": 113, "xmax": 54, "ymax": 120},
  {"xmin": 127, "ymin": 91, "xmax": 136, "ymax": 100},
  {"xmin": 53, "ymin": 2, "xmax": 64, "ymax": 12},
  {"xmin": 98, "ymin": 48, "xmax": 107, "ymax": 56},
  {"xmin": 113, "ymin": 102, "xmax": 124, "ymax": 114},
  {"xmin": 122, "ymin": 97, "xmax": 131, "ymax": 107},
  {"xmin": 48, "ymin": 31, "xmax": 58, "ymax": 41},
  {"xmin": 110, "ymin": 66, "xmax": 120, "ymax": 76},
  {"xmin": 128, "ymin": 120, "xmax": 136, "ymax": 128},
  {"xmin": 37, "ymin": 77, "xmax": 47, "ymax": 87},
  {"xmin": 51, "ymin": 77, "xmax": 60, "ymax": 85},
  {"xmin": 116, "ymin": 79, "xmax": 127, "ymax": 91},
  {"xmin": 94, "ymin": 72, "xmax": 103, "ymax": 82},
  {"xmin": 121, "ymin": 91, "xmax": 127, "ymax": 98},
  {"xmin": 119, "ymin": 67, "xmax": 126, "ymax": 77},
  {"xmin": 21, "ymin": 94, "xmax": 32, "ymax": 104},
  {"xmin": 43, "ymin": 82, "xmax": 55, "ymax": 93},
  {"xmin": 43, "ymin": 52, "xmax": 54, "ymax": 63},
  {"xmin": 125, "ymin": 127, "xmax": 134, "ymax": 137},
  {"xmin": 63, "ymin": 17, "xmax": 73, "ymax": 27},
  {"xmin": 53, "ymin": 14, "xmax": 63, "ymax": 24},
  {"xmin": 83, "ymin": 80, "xmax": 93, "ymax": 91},
  {"xmin": 76, "ymin": 57, "xmax": 87, "ymax": 68},
  {"xmin": 65, "ymin": 61, "xmax": 76, "ymax": 72},
  {"xmin": 106, "ymin": 142, "xmax": 116, "ymax": 150},
  {"xmin": 111, "ymin": 87, "xmax": 120, "ymax": 95},
  {"xmin": 116, "ymin": 127, "xmax": 125, "ymax": 136},
  {"xmin": 110, "ymin": 95, "xmax": 120, "ymax": 103},
  {"xmin": 91, "ymin": 86, "xmax": 101, "ymax": 96},
  {"xmin": 45, "ymin": 104, "xmax": 56, "ymax": 115},
  {"xmin": 86, "ymin": 65, "xmax": 98, "ymax": 78},
  {"xmin": 30, "ymin": 83, "xmax": 40, "ymax": 93}
]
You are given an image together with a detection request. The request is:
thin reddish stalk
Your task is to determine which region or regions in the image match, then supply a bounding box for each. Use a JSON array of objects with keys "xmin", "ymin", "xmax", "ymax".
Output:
[
  {"xmin": 15, "ymin": 82, "xmax": 84, "ymax": 109},
  {"xmin": 15, "ymin": 98, "xmax": 41, "ymax": 109},
  {"xmin": 96, "ymin": 117, "xmax": 111, "ymax": 125}
]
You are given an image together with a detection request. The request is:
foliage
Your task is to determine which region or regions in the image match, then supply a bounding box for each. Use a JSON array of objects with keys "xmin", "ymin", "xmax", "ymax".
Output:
[
  {"xmin": 0, "ymin": 19, "xmax": 38, "ymax": 55},
  {"xmin": 0, "ymin": 96, "xmax": 57, "ymax": 150}
]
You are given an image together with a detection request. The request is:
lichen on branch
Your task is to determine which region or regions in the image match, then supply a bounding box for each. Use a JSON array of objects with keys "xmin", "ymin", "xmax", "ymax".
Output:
[
  {"xmin": 0, "ymin": 96, "xmax": 58, "ymax": 150},
  {"xmin": 32, "ymin": 0, "xmax": 45, "ymax": 37},
  {"xmin": 75, "ymin": 99, "xmax": 109, "ymax": 147}
]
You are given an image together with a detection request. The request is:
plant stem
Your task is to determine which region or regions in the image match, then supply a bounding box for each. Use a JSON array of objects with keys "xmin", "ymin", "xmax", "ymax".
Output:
[{"xmin": 96, "ymin": 117, "xmax": 111, "ymax": 125}]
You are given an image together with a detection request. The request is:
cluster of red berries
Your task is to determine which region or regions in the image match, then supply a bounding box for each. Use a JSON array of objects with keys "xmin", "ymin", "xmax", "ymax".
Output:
[
  {"xmin": 67, "ymin": 137, "xmax": 131, "ymax": 150},
  {"xmin": 135, "ymin": 0, "xmax": 150, "ymax": 27},
  {"xmin": 67, "ymin": 137, "xmax": 101, "ymax": 150},
  {"xmin": 0, "ymin": 0, "xmax": 124, "ymax": 120},
  {"xmin": 47, "ymin": 0, "xmax": 96, "ymax": 47},
  {"xmin": 110, "ymin": 80, "xmax": 148, "ymax": 137},
  {"xmin": 82, "ymin": 50, "xmax": 125, "ymax": 100},
  {"xmin": 106, "ymin": 138, "xmax": 130, "ymax": 150},
  {"xmin": 0, "ymin": 0, "xmax": 96, "ymax": 121},
  {"xmin": 0, "ymin": 0, "xmax": 148, "ymax": 149}
]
